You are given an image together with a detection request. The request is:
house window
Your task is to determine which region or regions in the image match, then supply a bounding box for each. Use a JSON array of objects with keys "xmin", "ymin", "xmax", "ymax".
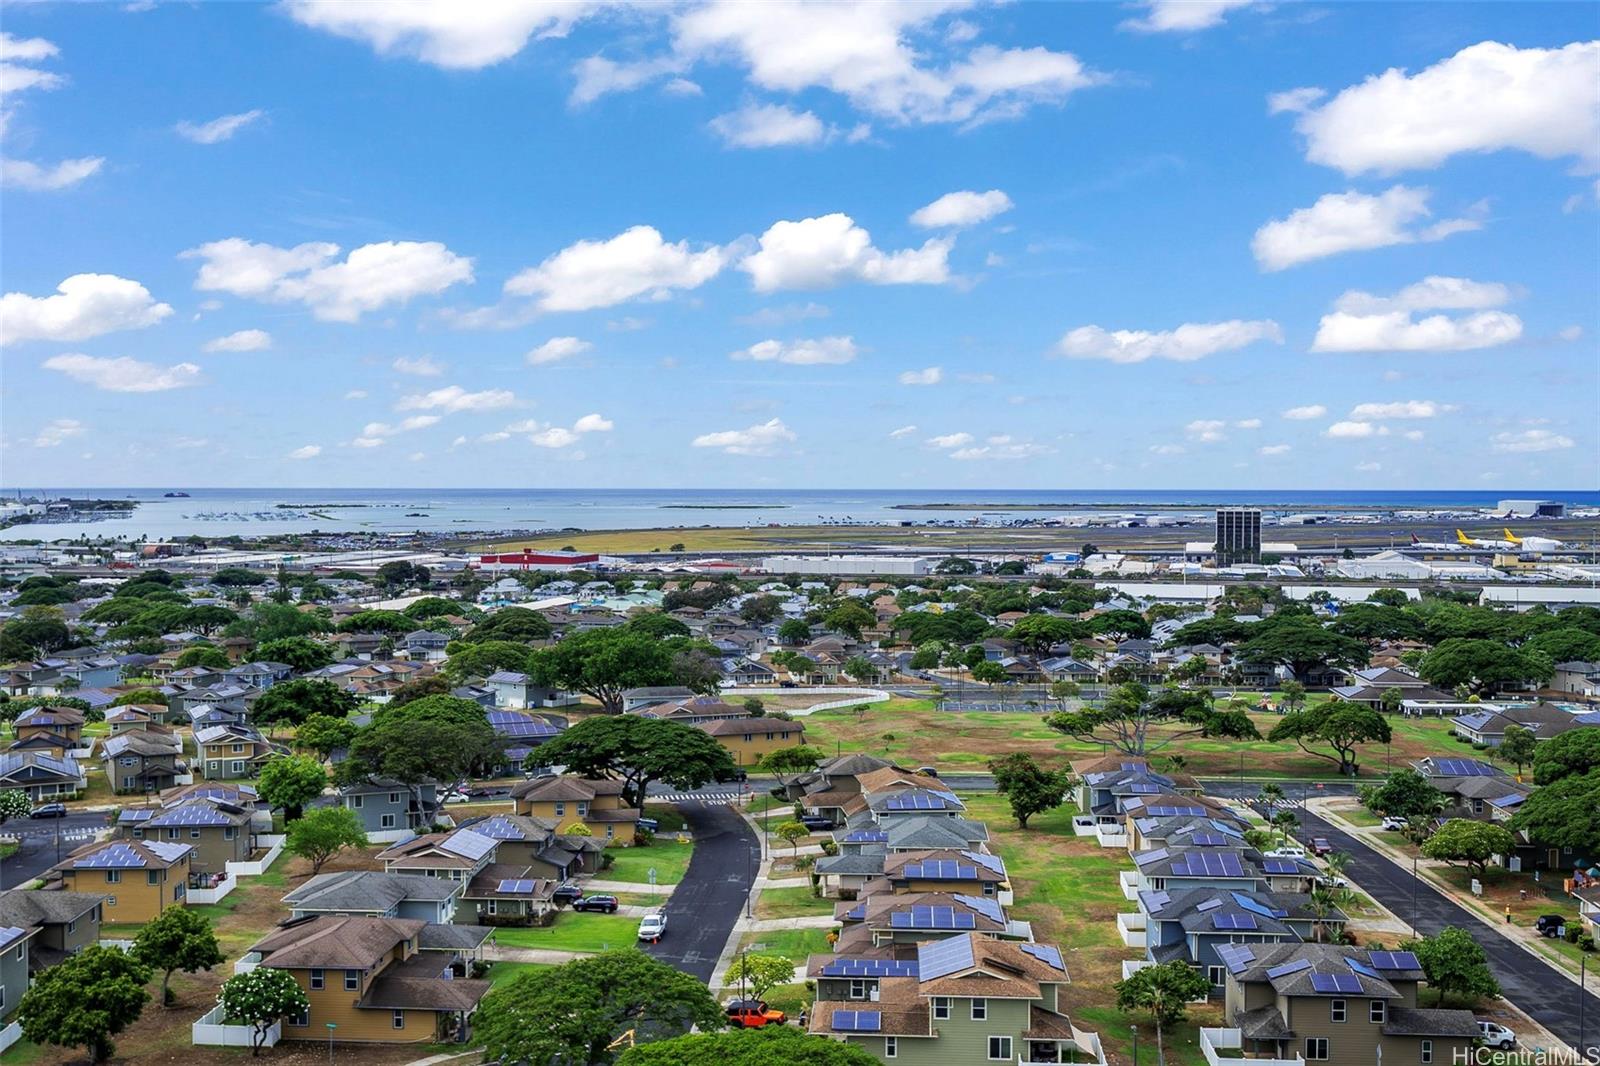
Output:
[
  {"xmin": 232, "ymin": 743, "xmax": 244, "ymax": 753},
  {"xmin": 1306, "ymin": 1038, "xmax": 1330, "ymax": 1060},
  {"xmin": 1331, "ymin": 999, "xmax": 1346, "ymax": 1023},
  {"xmin": 1421, "ymin": 1042, "xmax": 1433, "ymax": 1064},
  {"xmin": 132, "ymin": 829, "xmax": 144, "ymax": 839},
  {"xmin": 352, "ymin": 795, "xmax": 364, "ymax": 809},
  {"xmin": 932, "ymin": 997, "xmax": 951, "ymax": 1020},
  {"xmin": 107, "ymin": 896, "xmax": 117, "ymax": 906},
  {"xmin": 208, "ymin": 761, "xmax": 219, "ymax": 772},
  {"xmin": 67, "ymin": 919, "xmax": 76, "ymax": 933},
  {"xmin": 849, "ymin": 979, "xmax": 867, "ymax": 1000},
  {"xmin": 224, "ymin": 828, "xmax": 236, "ymax": 840},
  {"xmin": 166, "ymin": 829, "xmax": 180, "ymax": 840},
  {"xmin": 971, "ymin": 998, "xmax": 987, "ymax": 1020},
  {"xmin": 1370, "ymin": 1001, "xmax": 1386, "ymax": 1023},
  {"xmin": 290, "ymin": 1006, "xmax": 309, "ymax": 1028},
  {"xmin": 554, "ymin": 802, "xmax": 566, "ymax": 816},
  {"xmin": 344, "ymin": 970, "xmax": 359, "ymax": 991},
  {"xmin": 392, "ymin": 1010, "xmax": 405, "ymax": 1030},
  {"xmin": 191, "ymin": 828, "xmax": 201, "ymax": 839},
  {"xmin": 1150, "ymin": 878, "xmax": 1165, "ymax": 891},
  {"xmin": 605, "ymin": 826, "xmax": 614, "ymax": 839},
  {"xmin": 310, "ymin": 969, "xmax": 324, "ymax": 990},
  {"xmin": 147, "ymin": 871, "xmax": 161, "ymax": 886},
  {"xmin": 381, "ymin": 814, "xmax": 397, "ymax": 829},
  {"xmin": 106, "ymin": 870, "xmax": 121, "ymax": 884},
  {"xmin": 982, "ymin": 882, "xmax": 996, "ymax": 896},
  {"xmin": 389, "ymin": 793, "xmax": 401, "ymax": 804},
  {"xmin": 231, "ymin": 761, "xmax": 245, "ymax": 774},
  {"xmin": 577, "ymin": 802, "xmax": 588, "ymax": 816},
  {"xmin": 123, "ymin": 777, "xmax": 135, "ymax": 790},
  {"xmin": 885, "ymin": 1037, "xmax": 897, "ymax": 1058},
  {"xmin": 1208, "ymin": 965, "xmax": 1225, "ymax": 986},
  {"xmin": 988, "ymin": 1036, "xmax": 1013, "ymax": 1060}
]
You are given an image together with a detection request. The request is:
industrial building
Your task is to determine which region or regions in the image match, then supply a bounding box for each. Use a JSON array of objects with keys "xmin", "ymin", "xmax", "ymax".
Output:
[{"xmin": 762, "ymin": 555, "xmax": 933, "ymax": 576}]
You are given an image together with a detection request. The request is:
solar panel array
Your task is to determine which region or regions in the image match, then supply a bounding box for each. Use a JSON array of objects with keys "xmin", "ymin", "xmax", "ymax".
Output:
[
  {"xmin": 1196, "ymin": 897, "xmax": 1223, "ymax": 912},
  {"xmin": 1190, "ymin": 833, "xmax": 1230, "ymax": 846},
  {"xmin": 885, "ymin": 791, "xmax": 959, "ymax": 811},
  {"xmin": 1369, "ymin": 951, "xmax": 1421, "ymax": 971},
  {"xmin": 1265, "ymin": 958, "xmax": 1313, "ymax": 980},
  {"xmin": 918, "ymin": 934, "xmax": 977, "ymax": 981},
  {"xmin": 75, "ymin": 843, "xmax": 149, "ymax": 868},
  {"xmin": 891, "ymin": 907, "xmax": 978, "ymax": 930},
  {"xmin": 474, "ymin": 816, "xmax": 530, "ymax": 841},
  {"xmin": 0, "ymin": 926, "xmax": 26, "ymax": 950},
  {"xmin": 1135, "ymin": 848, "xmax": 1170, "ymax": 866},
  {"xmin": 1232, "ymin": 893, "xmax": 1290, "ymax": 920},
  {"xmin": 1018, "ymin": 942, "xmax": 1066, "ymax": 971},
  {"xmin": 902, "ymin": 859, "xmax": 979, "ymax": 880},
  {"xmin": 1127, "ymin": 783, "xmax": 1162, "ymax": 795},
  {"xmin": 954, "ymin": 894, "xmax": 1005, "ymax": 924},
  {"xmin": 147, "ymin": 802, "xmax": 236, "ymax": 828},
  {"xmin": 1146, "ymin": 806, "xmax": 1207, "ymax": 818},
  {"xmin": 831, "ymin": 1010, "xmax": 882, "ymax": 1032},
  {"xmin": 1432, "ymin": 758, "xmax": 1496, "ymax": 777},
  {"xmin": 1213, "ymin": 913, "xmax": 1259, "ymax": 930},
  {"xmin": 842, "ymin": 903, "xmax": 867, "ymax": 921},
  {"xmin": 1218, "ymin": 944, "xmax": 1256, "ymax": 974},
  {"xmin": 1346, "ymin": 957, "xmax": 1383, "ymax": 979},
  {"xmin": 440, "ymin": 829, "xmax": 496, "ymax": 862},
  {"xmin": 1310, "ymin": 973, "xmax": 1364, "ymax": 994},
  {"xmin": 961, "ymin": 851, "xmax": 1006, "ymax": 875},
  {"xmin": 1262, "ymin": 859, "xmax": 1302, "ymax": 875},
  {"xmin": 1171, "ymin": 851, "xmax": 1245, "ymax": 878},
  {"xmin": 497, "ymin": 879, "xmax": 536, "ymax": 894},
  {"xmin": 843, "ymin": 830, "xmax": 889, "ymax": 842},
  {"xmin": 1140, "ymin": 890, "xmax": 1171, "ymax": 913},
  {"xmin": 1210, "ymin": 819, "xmax": 1244, "ymax": 838},
  {"xmin": 820, "ymin": 958, "xmax": 919, "ymax": 978},
  {"xmin": 488, "ymin": 712, "xmax": 563, "ymax": 739}
]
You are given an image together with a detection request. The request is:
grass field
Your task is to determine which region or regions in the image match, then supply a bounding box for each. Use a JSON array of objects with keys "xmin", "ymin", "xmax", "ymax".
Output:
[
  {"xmin": 485, "ymin": 960, "xmax": 553, "ymax": 987},
  {"xmin": 799, "ymin": 700, "xmax": 1465, "ymax": 779},
  {"xmin": 739, "ymin": 927, "xmax": 836, "ymax": 959},
  {"xmin": 470, "ymin": 524, "xmax": 1116, "ymax": 554},
  {"xmin": 603, "ymin": 840, "xmax": 694, "ymax": 884},
  {"xmin": 755, "ymin": 884, "xmax": 833, "ymax": 920},
  {"xmin": 495, "ymin": 912, "xmax": 641, "ymax": 953}
]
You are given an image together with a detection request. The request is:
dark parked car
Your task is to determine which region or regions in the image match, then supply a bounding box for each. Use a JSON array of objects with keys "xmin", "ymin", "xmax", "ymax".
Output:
[
  {"xmin": 715, "ymin": 768, "xmax": 749, "ymax": 783},
  {"xmin": 573, "ymin": 895, "xmax": 619, "ymax": 913},
  {"xmin": 799, "ymin": 815, "xmax": 835, "ymax": 831},
  {"xmin": 778, "ymin": 680, "xmax": 797, "ymax": 688},
  {"xmin": 29, "ymin": 803, "xmax": 67, "ymax": 819},
  {"xmin": 636, "ymin": 817, "xmax": 660, "ymax": 833},
  {"xmin": 552, "ymin": 884, "xmax": 583, "ymax": 905},
  {"xmin": 1311, "ymin": 837, "xmax": 1333, "ymax": 856},
  {"xmin": 1534, "ymin": 914, "xmax": 1567, "ymax": 938}
]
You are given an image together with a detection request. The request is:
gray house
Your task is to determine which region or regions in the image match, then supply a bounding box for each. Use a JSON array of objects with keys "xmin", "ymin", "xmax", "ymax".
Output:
[
  {"xmin": 321, "ymin": 778, "xmax": 441, "ymax": 840},
  {"xmin": 281, "ymin": 871, "xmax": 463, "ymax": 924},
  {"xmin": 0, "ymin": 924, "xmax": 37, "ymax": 1023},
  {"xmin": 0, "ymin": 889, "xmax": 105, "ymax": 973}
]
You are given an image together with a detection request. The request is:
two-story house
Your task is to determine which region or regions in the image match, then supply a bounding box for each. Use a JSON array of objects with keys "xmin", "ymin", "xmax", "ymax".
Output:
[
  {"xmin": 483, "ymin": 671, "xmax": 579, "ymax": 710},
  {"xmin": 102, "ymin": 731, "xmax": 187, "ymax": 795},
  {"xmin": 282, "ymin": 871, "xmax": 464, "ymax": 924},
  {"xmin": 116, "ymin": 796, "xmax": 255, "ymax": 879},
  {"xmin": 11, "ymin": 706, "xmax": 86, "ymax": 753},
  {"xmin": 319, "ymin": 778, "xmax": 441, "ymax": 841},
  {"xmin": 0, "ymin": 751, "xmax": 85, "ymax": 802},
  {"xmin": 0, "ymin": 923, "xmax": 37, "ymax": 1024},
  {"xmin": 1219, "ymin": 943, "xmax": 1478, "ymax": 1066},
  {"xmin": 510, "ymin": 775, "xmax": 640, "ymax": 843},
  {"xmin": 246, "ymin": 915, "xmax": 489, "ymax": 1044},
  {"xmin": 1141, "ymin": 888, "xmax": 1348, "ymax": 991},
  {"xmin": 375, "ymin": 828, "xmax": 552, "ymax": 922},
  {"xmin": 695, "ymin": 715, "xmax": 807, "ymax": 768},
  {"xmin": 0, "ymin": 889, "xmax": 104, "ymax": 975},
  {"xmin": 48, "ymin": 839, "xmax": 191, "ymax": 923},
  {"xmin": 400, "ymin": 631, "xmax": 450, "ymax": 663},
  {"xmin": 194, "ymin": 723, "xmax": 278, "ymax": 779}
]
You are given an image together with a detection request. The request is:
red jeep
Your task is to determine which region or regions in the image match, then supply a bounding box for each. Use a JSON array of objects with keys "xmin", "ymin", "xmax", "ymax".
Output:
[{"xmin": 725, "ymin": 999, "xmax": 787, "ymax": 1028}]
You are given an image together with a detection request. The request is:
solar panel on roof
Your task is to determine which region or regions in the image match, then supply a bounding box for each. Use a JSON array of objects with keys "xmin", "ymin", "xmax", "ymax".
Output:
[
  {"xmin": 854, "ymin": 1011, "xmax": 881, "ymax": 1032},
  {"xmin": 1135, "ymin": 847, "xmax": 1170, "ymax": 866},
  {"xmin": 75, "ymin": 843, "xmax": 148, "ymax": 868},
  {"xmin": 440, "ymin": 830, "xmax": 495, "ymax": 861},
  {"xmin": 497, "ymin": 879, "xmax": 535, "ymax": 894},
  {"xmin": 918, "ymin": 935, "xmax": 976, "ymax": 981},
  {"xmin": 1196, "ymin": 898, "xmax": 1223, "ymax": 912},
  {"xmin": 821, "ymin": 958, "xmax": 919, "ymax": 978},
  {"xmin": 1266, "ymin": 959, "xmax": 1313, "ymax": 979},
  {"xmin": 1347, "ymin": 958, "xmax": 1383, "ymax": 979},
  {"xmin": 955, "ymin": 894, "xmax": 1005, "ymax": 923},
  {"xmin": 1218, "ymin": 944, "xmax": 1256, "ymax": 974},
  {"xmin": 1262, "ymin": 859, "xmax": 1301, "ymax": 875},
  {"xmin": 1434, "ymin": 758, "xmax": 1494, "ymax": 777},
  {"xmin": 1369, "ymin": 951, "xmax": 1420, "ymax": 970},
  {"xmin": 1213, "ymin": 913, "xmax": 1259, "ymax": 930},
  {"xmin": 832, "ymin": 1010, "xmax": 859, "ymax": 1031},
  {"xmin": 1127, "ymin": 783, "xmax": 1162, "ymax": 794},
  {"xmin": 1310, "ymin": 973, "xmax": 1364, "ymax": 994},
  {"xmin": 1232, "ymin": 892, "xmax": 1289, "ymax": 920},
  {"xmin": 1019, "ymin": 943, "xmax": 1065, "ymax": 970},
  {"xmin": 1191, "ymin": 833, "xmax": 1229, "ymax": 846},
  {"xmin": 0, "ymin": 926, "xmax": 26, "ymax": 950}
]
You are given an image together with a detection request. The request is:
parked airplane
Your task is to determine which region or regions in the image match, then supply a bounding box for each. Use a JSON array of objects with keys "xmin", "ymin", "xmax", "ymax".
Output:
[
  {"xmin": 1455, "ymin": 529, "xmax": 1520, "ymax": 550},
  {"xmin": 1409, "ymin": 533, "xmax": 1469, "ymax": 551},
  {"xmin": 1502, "ymin": 528, "xmax": 1569, "ymax": 553}
]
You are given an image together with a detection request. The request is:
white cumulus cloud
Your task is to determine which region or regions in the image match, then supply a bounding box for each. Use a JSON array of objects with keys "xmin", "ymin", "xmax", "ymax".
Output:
[
  {"xmin": 1348, "ymin": 400, "xmax": 1453, "ymax": 420},
  {"xmin": 1, "ymin": 273, "xmax": 173, "ymax": 344},
  {"xmin": 1325, "ymin": 421, "xmax": 1387, "ymax": 439},
  {"xmin": 1312, "ymin": 275, "xmax": 1524, "ymax": 353},
  {"xmin": 184, "ymin": 237, "xmax": 473, "ymax": 322},
  {"xmin": 731, "ymin": 336, "xmax": 858, "ymax": 365},
  {"xmin": 1285, "ymin": 41, "xmax": 1600, "ymax": 176},
  {"xmin": 910, "ymin": 189, "xmax": 1013, "ymax": 229},
  {"xmin": 203, "ymin": 329, "xmax": 271, "ymax": 353},
  {"xmin": 32, "ymin": 418, "xmax": 83, "ymax": 448},
  {"xmin": 1492, "ymin": 429, "xmax": 1575, "ymax": 453},
  {"xmin": 741, "ymin": 213, "xmax": 951, "ymax": 292},
  {"xmin": 1282, "ymin": 404, "xmax": 1327, "ymax": 420},
  {"xmin": 352, "ymin": 414, "xmax": 441, "ymax": 447},
  {"xmin": 505, "ymin": 226, "xmax": 726, "ymax": 312},
  {"xmin": 1252, "ymin": 185, "xmax": 1480, "ymax": 271},
  {"xmin": 175, "ymin": 109, "xmax": 264, "ymax": 144},
  {"xmin": 899, "ymin": 366, "xmax": 943, "ymax": 386},
  {"xmin": 527, "ymin": 336, "xmax": 593, "ymax": 365},
  {"xmin": 927, "ymin": 432, "xmax": 975, "ymax": 449},
  {"xmin": 288, "ymin": 444, "xmax": 322, "ymax": 460},
  {"xmin": 1234, "ymin": 418, "xmax": 1262, "ymax": 430},
  {"xmin": 396, "ymin": 385, "xmax": 517, "ymax": 413},
  {"xmin": 1055, "ymin": 319, "xmax": 1282, "ymax": 363},
  {"xmin": 1121, "ymin": 0, "xmax": 1256, "ymax": 33},
  {"xmin": 709, "ymin": 103, "xmax": 828, "ymax": 148},
  {"xmin": 1186, "ymin": 419, "xmax": 1227, "ymax": 443},
  {"xmin": 949, "ymin": 441, "xmax": 1052, "ymax": 461},
  {"xmin": 1258, "ymin": 444, "xmax": 1292, "ymax": 456},
  {"xmin": 282, "ymin": 1, "xmax": 600, "ymax": 69},
  {"xmin": 889, "ymin": 425, "xmax": 918, "ymax": 438},
  {"xmin": 691, "ymin": 417, "xmax": 796, "ymax": 456},
  {"xmin": 1, "ymin": 156, "xmax": 103, "ymax": 191},
  {"xmin": 42, "ymin": 353, "xmax": 200, "ymax": 392},
  {"xmin": 393, "ymin": 355, "xmax": 444, "ymax": 376}
]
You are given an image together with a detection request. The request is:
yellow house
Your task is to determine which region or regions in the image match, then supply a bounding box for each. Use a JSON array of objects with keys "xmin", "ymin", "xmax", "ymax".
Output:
[
  {"xmin": 510, "ymin": 775, "xmax": 640, "ymax": 844},
  {"xmin": 249, "ymin": 915, "xmax": 489, "ymax": 1044},
  {"xmin": 696, "ymin": 716, "xmax": 807, "ymax": 767},
  {"xmin": 50, "ymin": 838, "xmax": 191, "ymax": 923}
]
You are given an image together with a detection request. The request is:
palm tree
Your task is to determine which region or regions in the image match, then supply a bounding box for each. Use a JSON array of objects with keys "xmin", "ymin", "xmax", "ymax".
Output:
[
  {"xmin": 1244, "ymin": 828, "xmax": 1276, "ymax": 854},
  {"xmin": 1307, "ymin": 885, "xmax": 1338, "ymax": 943},
  {"xmin": 1271, "ymin": 809, "xmax": 1300, "ymax": 845},
  {"xmin": 1324, "ymin": 851, "xmax": 1352, "ymax": 881},
  {"xmin": 1256, "ymin": 783, "xmax": 1287, "ymax": 813}
]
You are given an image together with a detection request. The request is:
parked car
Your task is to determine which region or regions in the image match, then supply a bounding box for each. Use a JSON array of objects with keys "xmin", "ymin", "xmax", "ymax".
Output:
[
  {"xmin": 1477, "ymin": 1022, "xmax": 1516, "ymax": 1049},
  {"xmin": 1316, "ymin": 875, "xmax": 1350, "ymax": 890},
  {"xmin": 1311, "ymin": 837, "xmax": 1333, "ymax": 856},
  {"xmin": 636, "ymin": 817, "xmax": 660, "ymax": 833},
  {"xmin": 799, "ymin": 815, "xmax": 835, "ymax": 831},
  {"xmin": 726, "ymin": 999, "xmax": 787, "ymax": 1028},
  {"xmin": 915, "ymin": 766, "xmax": 939, "ymax": 778},
  {"xmin": 715, "ymin": 768, "xmax": 749, "ymax": 783},
  {"xmin": 1534, "ymin": 914, "xmax": 1567, "ymax": 938},
  {"xmin": 779, "ymin": 680, "xmax": 797, "ymax": 688},
  {"xmin": 1265, "ymin": 845, "xmax": 1307, "ymax": 860},
  {"xmin": 29, "ymin": 803, "xmax": 67, "ymax": 819},
  {"xmin": 552, "ymin": 884, "xmax": 583, "ymax": 905},
  {"xmin": 637, "ymin": 913, "xmax": 667, "ymax": 942},
  {"xmin": 1380, "ymin": 816, "xmax": 1409, "ymax": 831},
  {"xmin": 572, "ymin": 895, "xmax": 619, "ymax": 913}
]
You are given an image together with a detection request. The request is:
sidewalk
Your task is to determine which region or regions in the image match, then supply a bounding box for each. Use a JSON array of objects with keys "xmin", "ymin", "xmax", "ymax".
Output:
[
  {"xmin": 583, "ymin": 878, "xmax": 677, "ymax": 895},
  {"xmin": 483, "ymin": 943, "xmax": 592, "ymax": 964}
]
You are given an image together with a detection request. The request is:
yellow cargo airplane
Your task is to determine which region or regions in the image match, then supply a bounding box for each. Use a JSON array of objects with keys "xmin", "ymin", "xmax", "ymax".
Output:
[{"xmin": 1455, "ymin": 529, "xmax": 1518, "ymax": 550}]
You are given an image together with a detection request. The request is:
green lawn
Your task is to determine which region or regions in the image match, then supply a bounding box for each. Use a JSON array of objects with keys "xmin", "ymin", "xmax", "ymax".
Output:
[
  {"xmin": 494, "ymin": 912, "xmax": 641, "ymax": 953},
  {"xmin": 603, "ymin": 840, "xmax": 694, "ymax": 885},
  {"xmin": 1337, "ymin": 806, "xmax": 1383, "ymax": 827},
  {"xmin": 485, "ymin": 960, "xmax": 553, "ymax": 987},
  {"xmin": 739, "ymin": 927, "xmax": 836, "ymax": 959},
  {"xmin": 755, "ymin": 884, "xmax": 833, "ymax": 920}
]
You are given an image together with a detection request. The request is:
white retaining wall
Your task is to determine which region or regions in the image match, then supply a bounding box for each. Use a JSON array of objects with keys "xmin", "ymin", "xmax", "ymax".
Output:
[
  {"xmin": 227, "ymin": 834, "xmax": 284, "ymax": 877},
  {"xmin": 725, "ymin": 687, "xmax": 893, "ymax": 716},
  {"xmin": 188, "ymin": 873, "xmax": 236, "ymax": 904},
  {"xmin": 0, "ymin": 1020, "xmax": 21, "ymax": 1055},
  {"xmin": 192, "ymin": 1002, "xmax": 281, "ymax": 1048}
]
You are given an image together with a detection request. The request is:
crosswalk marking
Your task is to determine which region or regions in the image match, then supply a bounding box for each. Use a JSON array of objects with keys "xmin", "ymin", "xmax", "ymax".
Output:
[{"xmin": 652, "ymin": 791, "xmax": 745, "ymax": 804}]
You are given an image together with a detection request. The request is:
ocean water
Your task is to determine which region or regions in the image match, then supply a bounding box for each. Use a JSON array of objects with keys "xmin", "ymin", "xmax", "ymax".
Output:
[{"xmin": 3, "ymin": 487, "xmax": 1596, "ymax": 541}]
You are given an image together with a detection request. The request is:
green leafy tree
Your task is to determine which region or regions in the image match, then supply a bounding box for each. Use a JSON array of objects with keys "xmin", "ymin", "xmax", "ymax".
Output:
[
  {"xmin": 627, "ymin": 612, "xmax": 693, "ymax": 639},
  {"xmin": 989, "ymin": 753, "xmax": 1073, "ymax": 829},
  {"xmin": 386, "ymin": 673, "xmax": 451, "ymax": 708},
  {"xmin": 725, "ymin": 953, "xmax": 795, "ymax": 1001},
  {"xmin": 459, "ymin": 606, "xmax": 553, "ymax": 644},
  {"xmin": 111, "ymin": 687, "xmax": 166, "ymax": 706},
  {"xmin": 1237, "ymin": 616, "xmax": 1368, "ymax": 683},
  {"xmin": 934, "ymin": 557, "xmax": 977, "ymax": 575},
  {"xmin": 19, "ymin": 945, "xmax": 152, "ymax": 1063},
  {"xmin": 442, "ymin": 639, "xmax": 534, "ymax": 682},
  {"xmin": 842, "ymin": 655, "xmax": 878, "ymax": 683},
  {"xmin": 969, "ymin": 660, "xmax": 1006, "ymax": 684},
  {"xmin": 777, "ymin": 618, "xmax": 812, "ymax": 645},
  {"xmin": 527, "ymin": 628, "xmax": 680, "ymax": 713},
  {"xmin": 294, "ymin": 714, "xmax": 358, "ymax": 761},
  {"xmin": 183, "ymin": 605, "xmax": 239, "ymax": 635},
  {"xmin": 337, "ymin": 609, "xmax": 414, "ymax": 634},
  {"xmin": 255, "ymin": 754, "xmax": 329, "ymax": 821},
  {"xmin": 534, "ymin": 715, "xmax": 736, "ymax": 809},
  {"xmin": 1532, "ymin": 727, "xmax": 1600, "ymax": 785},
  {"xmin": 475, "ymin": 950, "xmax": 725, "ymax": 1066},
  {"xmin": 1524, "ymin": 627, "xmax": 1600, "ymax": 665},
  {"xmin": 375, "ymin": 560, "xmax": 431, "ymax": 588},
  {"xmin": 403, "ymin": 596, "xmax": 461, "ymax": 620},
  {"xmin": 285, "ymin": 805, "xmax": 368, "ymax": 874},
  {"xmin": 1008, "ymin": 614, "xmax": 1089, "ymax": 655},
  {"xmin": 0, "ymin": 787, "xmax": 31, "ymax": 824},
  {"xmin": 1267, "ymin": 702, "xmax": 1392, "ymax": 776},
  {"xmin": 1420, "ymin": 818, "xmax": 1518, "ymax": 879},
  {"xmin": 739, "ymin": 595, "xmax": 782, "ymax": 626},
  {"xmin": 619, "ymin": 1026, "xmax": 882, "ymax": 1066},
  {"xmin": 339, "ymin": 695, "xmax": 500, "ymax": 785},
  {"xmin": 774, "ymin": 820, "xmax": 809, "ymax": 856},
  {"xmin": 132, "ymin": 906, "xmax": 225, "ymax": 1006},
  {"xmin": 255, "ymin": 636, "xmax": 336, "ymax": 673},
  {"xmin": 1278, "ymin": 680, "xmax": 1307, "ymax": 712},
  {"xmin": 1091, "ymin": 609, "xmax": 1152, "ymax": 640},
  {"xmin": 1359, "ymin": 768, "xmax": 1445, "ymax": 819},
  {"xmin": 217, "ymin": 965, "xmax": 310, "ymax": 1057},
  {"xmin": 756, "ymin": 745, "xmax": 823, "ymax": 790},
  {"xmin": 248, "ymin": 601, "xmax": 331, "ymax": 641},
  {"xmin": 174, "ymin": 644, "xmax": 231, "ymax": 670},
  {"xmin": 1115, "ymin": 959, "xmax": 1211, "ymax": 1066},
  {"xmin": 1407, "ymin": 927, "xmax": 1500, "ymax": 1005},
  {"xmin": 211, "ymin": 567, "xmax": 267, "ymax": 587},
  {"xmin": 251, "ymin": 678, "xmax": 358, "ymax": 731},
  {"xmin": 1418, "ymin": 638, "xmax": 1551, "ymax": 694},
  {"xmin": 1046, "ymin": 682, "xmax": 1258, "ymax": 756},
  {"xmin": 2, "ymin": 613, "xmax": 74, "ymax": 654},
  {"xmin": 1510, "ymin": 770, "xmax": 1600, "ymax": 855},
  {"xmin": 823, "ymin": 600, "xmax": 875, "ymax": 639},
  {"xmin": 1495, "ymin": 723, "xmax": 1538, "ymax": 775}
]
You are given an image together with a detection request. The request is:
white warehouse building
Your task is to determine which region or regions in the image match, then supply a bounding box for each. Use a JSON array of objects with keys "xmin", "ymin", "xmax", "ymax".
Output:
[{"xmin": 762, "ymin": 554, "xmax": 933, "ymax": 576}]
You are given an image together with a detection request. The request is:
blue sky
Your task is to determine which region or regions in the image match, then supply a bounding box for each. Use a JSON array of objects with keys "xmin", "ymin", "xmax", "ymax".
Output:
[{"xmin": 1, "ymin": 1, "xmax": 1596, "ymax": 490}]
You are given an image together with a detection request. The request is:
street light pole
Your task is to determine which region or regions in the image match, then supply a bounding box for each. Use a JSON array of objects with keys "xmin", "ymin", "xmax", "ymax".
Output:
[
  {"xmin": 1580, "ymin": 955, "xmax": 1587, "ymax": 1058},
  {"xmin": 1410, "ymin": 856, "xmax": 1419, "ymax": 937}
]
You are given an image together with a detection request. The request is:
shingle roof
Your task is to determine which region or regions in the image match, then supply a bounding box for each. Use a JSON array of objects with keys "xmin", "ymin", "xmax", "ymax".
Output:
[
  {"xmin": 1383, "ymin": 1007, "xmax": 1481, "ymax": 1039},
  {"xmin": 0, "ymin": 889, "xmax": 105, "ymax": 927},
  {"xmin": 252, "ymin": 915, "xmax": 427, "ymax": 969},
  {"xmin": 282, "ymin": 871, "xmax": 461, "ymax": 912}
]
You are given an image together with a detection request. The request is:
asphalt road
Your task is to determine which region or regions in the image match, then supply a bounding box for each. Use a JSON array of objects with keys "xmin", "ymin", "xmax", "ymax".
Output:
[
  {"xmin": 1, "ymin": 812, "xmax": 108, "ymax": 889},
  {"xmin": 1290, "ymin": 805, "xmax": 1600, "ymax": 1054},
  {"xmin": 640, "ymin": 799, "xmax": 760, "ymax": 985}
]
